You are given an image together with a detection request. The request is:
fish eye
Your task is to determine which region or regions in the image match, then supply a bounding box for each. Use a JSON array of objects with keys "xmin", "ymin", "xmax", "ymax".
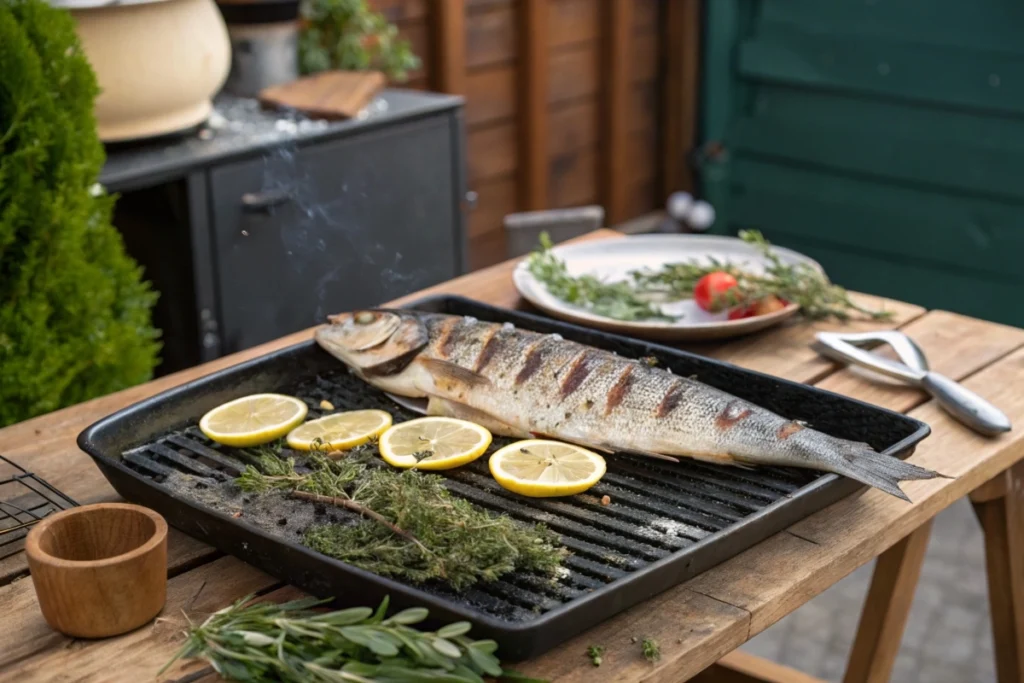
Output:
[{"xmin": 355, "ymin": 312, "xmax": 375, "ymax": 325}]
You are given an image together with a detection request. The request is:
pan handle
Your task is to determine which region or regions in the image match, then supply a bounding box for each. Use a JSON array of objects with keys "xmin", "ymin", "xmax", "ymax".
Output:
[{"xmin": 920, "ymin": 372, "xmax": 1011, "ymax": 436}]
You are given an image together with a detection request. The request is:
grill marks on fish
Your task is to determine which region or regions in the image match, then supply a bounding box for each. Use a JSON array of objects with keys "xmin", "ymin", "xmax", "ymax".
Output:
[
  {"xmin": 777, "ymin": 421, "xmax": 805, "ymax": 440},
  {"xmin": 716, "ymin": 401, "xmax": 752, "ymax": 431},
  {"xmin": 605, "ymin": 364, "xmax": 635, "ymax": 415},
  {"xmin": 516, "ymin": 340, "xmax": 547, "ymax": 386},
  {"xmin": 560, "ymin": 351, "xmax": 597, "ymax": 398},
  {"xmin": 435, "ymin": 316, "xmax": 461, "ymax": 358},
  {"xmin": 474, "ymin": 326, "xmax": 502, "ymax": 373},
  {"xmin": 656, "ymin": 381, "xmax": 685, "ymax": 418}
]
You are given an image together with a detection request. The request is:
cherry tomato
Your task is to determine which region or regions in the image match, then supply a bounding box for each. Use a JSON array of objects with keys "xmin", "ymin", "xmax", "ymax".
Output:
[
  {"xmin": 728, "ymin": 295, "xmax": 789, "ymax": 320},
  {"xmin": 727, "ymin": 304, "xmax": 755, "ymax": 320},
  {"xmin": 693, "ymin": 271, "xmax": 739, "ymax": 312}
]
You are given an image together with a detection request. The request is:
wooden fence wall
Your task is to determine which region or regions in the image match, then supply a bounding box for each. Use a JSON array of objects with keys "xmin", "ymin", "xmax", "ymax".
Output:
[{"xmin": 372, "ymin": 0, "xmax": 700, "ymax": 270}]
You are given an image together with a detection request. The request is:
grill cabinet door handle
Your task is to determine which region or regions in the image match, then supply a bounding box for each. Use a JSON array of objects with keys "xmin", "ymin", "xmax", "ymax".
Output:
[{"xmin": 241, "ymin": 188, "xmax": 292, "ymax": 212}]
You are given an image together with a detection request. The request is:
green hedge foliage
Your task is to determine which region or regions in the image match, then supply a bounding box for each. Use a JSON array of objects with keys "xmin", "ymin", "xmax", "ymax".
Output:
[{"xmin": 1, "ymin": 0, "xmax": 160, "ymax": 427}]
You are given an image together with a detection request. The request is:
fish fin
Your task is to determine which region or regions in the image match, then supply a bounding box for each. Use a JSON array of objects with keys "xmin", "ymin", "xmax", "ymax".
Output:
[
  {"xmin": 385, "ymin": 392, "xmax": 429, "ymax": 415},
  {"xmin": 530, "ymin": 432, "xmax": 680, "ymax": 463},
  {"xmin": 619, "ymin": 447, "xmax": 680, "ymax": 463},
  {"xmin": 418, "ymin": 358, "xmax": 492, "ymax": 390},
  {"xmin": 428, "ymin": 397, "xmax": 528, "ymax": 438},
  {"xmin": 529, "ymin": 432, "xmax": 616, "ymax": 454},
  {"xmin": 828, "ymin": 445, "xmax": 949, "ymax": 502}
]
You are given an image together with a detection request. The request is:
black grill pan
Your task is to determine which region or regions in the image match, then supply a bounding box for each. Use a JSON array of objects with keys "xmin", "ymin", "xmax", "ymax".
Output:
[{"xmin": 78, "ymin": 295, "xmax": 930, "ymax": 660}]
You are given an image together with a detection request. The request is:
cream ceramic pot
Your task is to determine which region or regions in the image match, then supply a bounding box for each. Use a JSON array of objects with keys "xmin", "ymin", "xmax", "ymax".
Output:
[{"xmin": 57, "ymin": 0, "xmax": 232, "ymax": 142}]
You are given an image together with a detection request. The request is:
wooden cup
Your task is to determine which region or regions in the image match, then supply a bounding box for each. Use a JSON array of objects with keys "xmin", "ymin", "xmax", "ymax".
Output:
[{"xmin": 25, "ymin": 503, "xmax": 168, "ymax": 638}]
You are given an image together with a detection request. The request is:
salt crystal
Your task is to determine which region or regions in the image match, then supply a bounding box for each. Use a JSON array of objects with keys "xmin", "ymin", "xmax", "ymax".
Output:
[
  {"xmin": 647, "ymin": 517, "xmax": 709, "ymax": 540},
  {"xmin": 274, "ymin": 119, "xmax": 299, "ymax": 136},
  {"xmin": 207, "ymin": 111, "xmax": 227, "ymax": 129}
]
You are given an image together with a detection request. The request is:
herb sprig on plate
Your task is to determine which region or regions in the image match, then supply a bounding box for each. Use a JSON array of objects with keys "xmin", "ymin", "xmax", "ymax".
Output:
[
  {"xmin": 527, "ymin": 230, "xmax": 889, "ymax": 323},
  {"xmin": 526, "ymin": 233, "xmax": 674, "ymax": 322},
  {"xmin": 630, "ymin": 230, "xmax": 891, "ymax": 322}
]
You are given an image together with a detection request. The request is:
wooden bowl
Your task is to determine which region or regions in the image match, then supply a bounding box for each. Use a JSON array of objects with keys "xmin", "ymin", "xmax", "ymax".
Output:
[{"xmin": 26, "ymin": 503, "xmax": 168, "ymax": 638}]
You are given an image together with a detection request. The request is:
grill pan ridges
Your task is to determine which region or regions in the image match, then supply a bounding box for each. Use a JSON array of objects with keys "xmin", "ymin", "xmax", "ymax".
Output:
[{"xmin": 78, "ymin": 295, "xmax": 930, "ymax": 660}]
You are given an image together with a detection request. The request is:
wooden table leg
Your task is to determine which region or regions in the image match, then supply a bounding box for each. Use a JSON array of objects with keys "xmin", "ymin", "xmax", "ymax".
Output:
[
  {"xmin": 970, "ymin": 462, "xmax": 1024, "ymax": 683},
  {"xmin": 691, "ymin": 650, "xmax": 826, "ymax": 682},
  {"xmin": 841, "ymin": 520, "xmax": 934, "ymax": 683}
]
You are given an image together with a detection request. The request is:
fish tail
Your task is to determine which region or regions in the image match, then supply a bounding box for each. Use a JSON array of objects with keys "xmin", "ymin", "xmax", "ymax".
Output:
[{"xmin": 826, "ymin": 443, "xmax": 949, "ymax": 502}]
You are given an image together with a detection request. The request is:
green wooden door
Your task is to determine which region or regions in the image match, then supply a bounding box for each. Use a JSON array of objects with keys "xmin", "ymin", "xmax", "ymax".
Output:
[{"xmin": 700, "ymin": 0, "xmax": 1024, "ymax": 326}]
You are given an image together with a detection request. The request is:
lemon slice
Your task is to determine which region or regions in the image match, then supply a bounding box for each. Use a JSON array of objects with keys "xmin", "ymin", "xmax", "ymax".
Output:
[
  {"xmin": 286, "ymin": 409, "xmax": 393, "ymax": 452},
  {"xmin": 489, "ymin": 440, "xmax": 606, "ymax": 498},
  {"xmin": 378, "ymin": 417, "xmax": 492, "ymax": 470},
  {"xmin": 199, "ymin": 394, "xmax": 308, "ymax": 448}
]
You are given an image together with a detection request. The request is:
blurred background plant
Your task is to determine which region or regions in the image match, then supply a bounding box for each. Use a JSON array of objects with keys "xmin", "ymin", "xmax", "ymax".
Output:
[
  {"xmin": 298, "ymin": 0, "xmax": 419, "ymax": 81},
  {"xmin": 0, "ymin": 0, "xmax": 160, "ymax": 427}
]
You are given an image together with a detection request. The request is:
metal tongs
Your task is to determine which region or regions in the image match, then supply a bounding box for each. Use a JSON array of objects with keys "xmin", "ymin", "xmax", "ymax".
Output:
[{"xmin": 813, "ymin": 330, "xmax": 1011, "ymax": 437}]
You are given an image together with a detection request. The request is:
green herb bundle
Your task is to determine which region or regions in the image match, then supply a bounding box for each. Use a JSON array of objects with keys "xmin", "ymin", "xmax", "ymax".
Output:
[
  {"xmin": 631, "ymin": 230, "xmax": 891, "ymax": 322},
  {"xmin": 527, "ymin": 230, "xmax": 889, "ymax": 324},
  {"xmin": 237, "ymin": 447, "xmax": 565, "ymax": 590},
  {"xmin": 162, "ymin": 594, "xmax": 516, "ymax": 682},
  {"xmin": 526, "ymin": 234, "xmax": 673, "ymax": 322}
]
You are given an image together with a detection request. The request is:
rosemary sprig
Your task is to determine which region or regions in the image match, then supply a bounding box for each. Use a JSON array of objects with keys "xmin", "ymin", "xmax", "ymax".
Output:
[
  {"xmin": 238, "ymin": 448, "xmax": 566, "ymax": 590},
  {"xmin": 631, "ymin": 230, "xmax": 891, "ymax": 322},
  {"xmin": 161, "ymin": 594, "xmax": 527, "ymax": 682},
  {"xmin": 526, "ymin": 233, "xmax": 675, "ymax": 322},
  {"xmin": 527, "ymin": 230, "xmax": 889, "ymax": 323}
]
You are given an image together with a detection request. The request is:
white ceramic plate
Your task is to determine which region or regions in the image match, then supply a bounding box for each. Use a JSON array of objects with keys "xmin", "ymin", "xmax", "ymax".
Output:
[{"xmin": 512, "ymin": 234, "xmax": 825, "ymax": 341}]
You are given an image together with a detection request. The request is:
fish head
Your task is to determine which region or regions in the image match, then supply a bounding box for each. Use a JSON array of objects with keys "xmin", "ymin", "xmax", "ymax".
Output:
[{"xmin": 315, "ymin": 309, "xmax": 429, "ymax": 376}]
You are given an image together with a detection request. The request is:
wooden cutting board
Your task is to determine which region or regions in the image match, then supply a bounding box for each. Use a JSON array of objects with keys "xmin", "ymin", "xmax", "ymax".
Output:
[{"xmin": 259, "ymin": 70, "xmax": 386, "ymax": 120}]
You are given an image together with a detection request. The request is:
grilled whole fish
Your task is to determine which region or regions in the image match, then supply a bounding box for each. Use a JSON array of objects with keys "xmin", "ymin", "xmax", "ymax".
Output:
[{"xmin": 315, "ymin": 310, "xmax": 945, "ymax": 501}]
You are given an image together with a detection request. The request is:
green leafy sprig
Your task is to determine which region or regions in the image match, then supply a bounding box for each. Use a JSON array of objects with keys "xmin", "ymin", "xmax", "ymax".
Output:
[
  {"xmin": 526, "ymin": 233, "xmax": 674, "ymax": 322},
  {"xmin": 527, "ymin": 230, "xmax": 889, "ymax": 323},
  {"xmin": 237, "ymin": 448, "xmax": 565, "ymax": 590},
  {"xmin": 631, "ymin": 230, "xmax": 891, "ymax": 322},
  {"xmin": 161, "ymin": 594, "xmax": 529, "ymax": 682}
]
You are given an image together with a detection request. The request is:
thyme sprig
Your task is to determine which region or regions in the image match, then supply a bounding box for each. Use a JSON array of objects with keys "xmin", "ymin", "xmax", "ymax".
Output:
[
  {"xmin": 526, "ymin": 233, "xmax": 674, "ymax": 322},
  {"xmin": 527, "ymin": 230, "xmax": 889, "ymax": 323},
  {"xmin": 631, "ymin": 230, "xmax": 891, "ymax": 322},
  {"xmin": 161, "ymin": 594, "xmax": 524, "ymax": 682},
  {"xmin": 237, "ymin": 447, "xmax": 565, "ymax": 590}
]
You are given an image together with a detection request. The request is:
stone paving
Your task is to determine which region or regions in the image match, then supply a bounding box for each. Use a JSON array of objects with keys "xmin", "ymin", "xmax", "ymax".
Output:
[{"xmin": 741, "ymin": 497, "xmax": 995, "ymax": 682}]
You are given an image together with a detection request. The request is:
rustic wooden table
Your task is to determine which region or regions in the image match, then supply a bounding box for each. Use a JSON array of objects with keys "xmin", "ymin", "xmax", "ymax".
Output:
[{"xmin": 2, "ymin": 230, "xmax": 1023, "ymax": 683}]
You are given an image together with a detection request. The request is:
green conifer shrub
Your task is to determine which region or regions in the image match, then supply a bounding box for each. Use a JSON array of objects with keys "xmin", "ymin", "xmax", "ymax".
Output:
[{"xmin": 0, "ymin": 0, "xmax": 160, "ymax": 427}]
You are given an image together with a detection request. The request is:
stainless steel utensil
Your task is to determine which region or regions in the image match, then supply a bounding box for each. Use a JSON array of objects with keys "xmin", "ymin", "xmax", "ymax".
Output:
[{"xmin": 813, "ymin": 331, "xmax": 1011, "ymax": 437}]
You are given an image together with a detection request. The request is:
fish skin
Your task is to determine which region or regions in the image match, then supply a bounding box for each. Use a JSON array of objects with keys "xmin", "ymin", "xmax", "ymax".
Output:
[{"xmin": 315, "ymin": 310, "xmax": 946, "ymax": 501}]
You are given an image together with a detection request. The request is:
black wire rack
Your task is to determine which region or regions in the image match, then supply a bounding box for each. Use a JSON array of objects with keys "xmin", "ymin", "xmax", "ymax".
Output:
[{"xmin": 0, "ymin": 454, "xmax": 78, "ymax": 561}]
